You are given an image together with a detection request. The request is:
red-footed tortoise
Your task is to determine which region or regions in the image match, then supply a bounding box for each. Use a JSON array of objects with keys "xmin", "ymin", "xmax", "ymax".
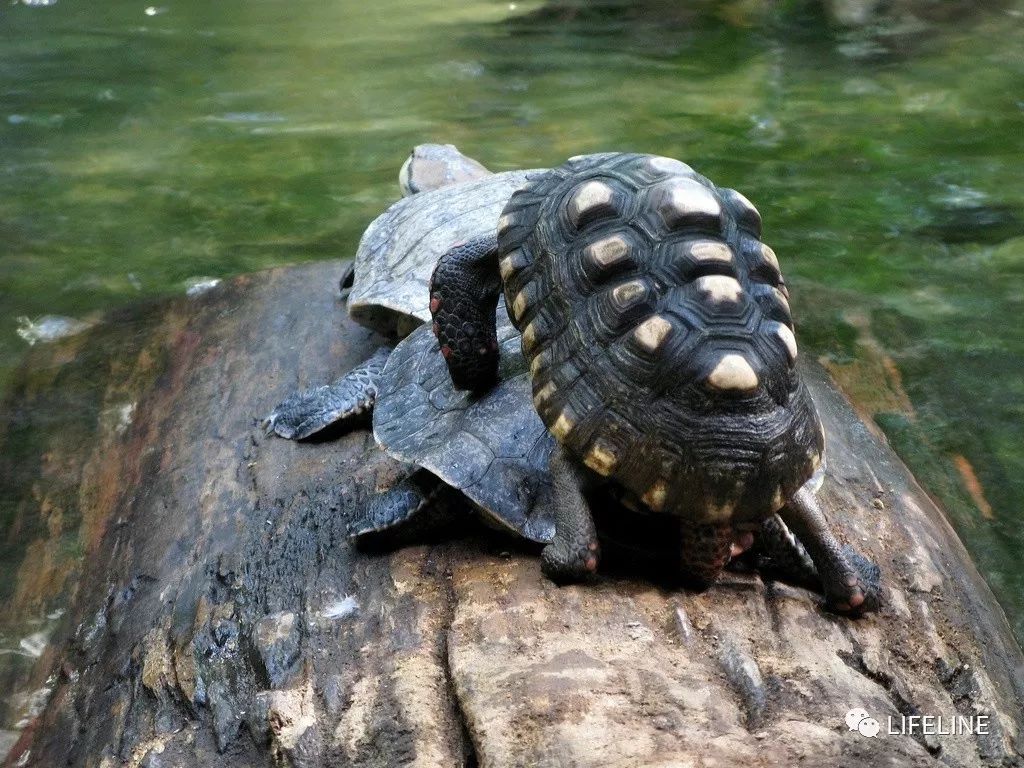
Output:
[{"xmin": 427, "ymin": 152, "xmax": 880, "ymax": 613}]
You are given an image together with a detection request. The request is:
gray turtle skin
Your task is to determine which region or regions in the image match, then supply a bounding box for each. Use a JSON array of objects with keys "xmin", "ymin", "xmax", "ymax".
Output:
[{"xmin": 428, "ymin": 151, "xmax": 881, "ymax": 613}]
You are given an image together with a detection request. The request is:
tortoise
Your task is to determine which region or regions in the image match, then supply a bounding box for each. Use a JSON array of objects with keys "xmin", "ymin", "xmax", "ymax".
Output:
[{"xmin": 427, "ymin": 151, "xmax": 880, "ymax": 612}]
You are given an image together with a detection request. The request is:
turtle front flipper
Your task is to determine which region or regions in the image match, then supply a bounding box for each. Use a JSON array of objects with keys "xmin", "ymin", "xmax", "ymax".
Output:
[
  {"xmin": 429, "ymin": 234, "xmax": 501, "ymax": 392},
  {"xmin": 264, "ymin": 347, "xmax": 390, "ymax": 440},
  {"xmin": 779, "ymin": 485, "xmax": 881, "ymax": 614},
  {"xmin": 338, "ymin": 260, "xmax": 356, "ymax": 299},
  {"xmin": 541, "ymin": 448, "xmax": 600, "ymax": 582},
  {"xmin": 348, "ymin": 469, "xmax": 449, "ymax": 540}
]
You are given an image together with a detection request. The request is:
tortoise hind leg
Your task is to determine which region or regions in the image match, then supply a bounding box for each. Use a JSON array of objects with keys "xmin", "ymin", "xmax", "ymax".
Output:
[
  {"xmin": 778, "ymin": 485, "xmax": 881, "ymax": 614},
  {"xmin": 429, "ymin": 234, "xmax": 501, "ymax": 392},
  {"xmin": 541, "ymin": 448, "xmax": 600, "ymax": 582},
  {"xmin": 264, "ymin": 347, "xmax": 390, "ymax": 440}
]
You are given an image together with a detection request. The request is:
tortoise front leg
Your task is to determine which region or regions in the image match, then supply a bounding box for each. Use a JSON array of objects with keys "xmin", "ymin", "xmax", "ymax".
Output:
[
  {"xmin": 779, "ymin": 485, "xmax": 881, "ymax": 614},
  {"xmin": 542, "ymin": 448, "xmax": 600, "ymax": 582},
  {"xmin": 429, "ymin": 234, "xmax": 501, "ymax": 392}
]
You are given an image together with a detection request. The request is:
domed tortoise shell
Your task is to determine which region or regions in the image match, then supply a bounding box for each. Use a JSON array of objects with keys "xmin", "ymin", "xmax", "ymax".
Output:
[{"xmin": 495, "ymin": 153, "xmax": 824, "ymax": 525}]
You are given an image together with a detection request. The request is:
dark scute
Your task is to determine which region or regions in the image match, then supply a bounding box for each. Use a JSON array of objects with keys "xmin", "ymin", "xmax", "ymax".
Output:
[{"xmin": 373, "ymin": 299, "xmax": 555, "ymax": 543}]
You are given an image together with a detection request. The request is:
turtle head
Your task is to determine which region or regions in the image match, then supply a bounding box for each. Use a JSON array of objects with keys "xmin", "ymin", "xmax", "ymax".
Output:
[{"xmin": 398, "ymin": 144, "xmax": 491, "ymax": 197}]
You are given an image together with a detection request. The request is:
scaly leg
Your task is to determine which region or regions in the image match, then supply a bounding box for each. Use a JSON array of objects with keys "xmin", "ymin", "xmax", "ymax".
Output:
[
  {"xmin": 264, "ymin": 347, "xmax": 390, "ymax": 440},
  {"xmin": 348, "ymin": 469, "xmax": 446, "ymax": 539},
  {"xmin": 541, "ymin": 448, "xmax": 600, "ymax": 582},
  {"xmin": 779, "ymin": 485, "xmax": 881, "ymax": 614},
  {"xmin": 429, "ymin": 234, "xmax": 501, "ymax": 393}
]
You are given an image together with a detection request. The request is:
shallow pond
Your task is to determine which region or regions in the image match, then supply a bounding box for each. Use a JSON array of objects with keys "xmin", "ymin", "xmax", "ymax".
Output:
[{"xmin": 1, "ymin": 0, "xmax": 1022, "ymax": 736}]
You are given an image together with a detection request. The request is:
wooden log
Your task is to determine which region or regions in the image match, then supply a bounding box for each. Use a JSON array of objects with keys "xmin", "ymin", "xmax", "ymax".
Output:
[{"xmin": 1, "ymin": 262, "xmax": 1021, "ymax": 767}]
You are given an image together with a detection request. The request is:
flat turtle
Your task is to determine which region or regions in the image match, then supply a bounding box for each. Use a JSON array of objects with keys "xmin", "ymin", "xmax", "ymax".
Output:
[
  {"xmin": 264, "ymin": 146, "xmax": 553, "ymax": 543},
  {"xmin": 353, "ymin": 298, "xmax": 555, "ymax": 543},
  {"xmin": 427, "ymin": 152, "xmax": 881, "ymax": 613}
]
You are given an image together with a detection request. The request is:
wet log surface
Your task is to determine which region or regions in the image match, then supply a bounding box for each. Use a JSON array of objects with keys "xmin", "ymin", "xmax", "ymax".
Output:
[{"xmin": 1, "ymin": 262, "xmax": 1022, "ymax": 767}]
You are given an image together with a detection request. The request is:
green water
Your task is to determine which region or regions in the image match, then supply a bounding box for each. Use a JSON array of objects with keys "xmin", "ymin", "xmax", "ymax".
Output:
[{"xmin": 1, "ymin": 0, "xmax": 1022, "ymax": 670}]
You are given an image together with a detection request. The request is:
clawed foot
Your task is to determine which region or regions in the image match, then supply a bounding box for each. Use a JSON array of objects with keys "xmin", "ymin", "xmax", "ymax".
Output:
[
  {"xmin": 263, "ymin": 384, "xmax": 350, "ymax": 440},
  {"xmin": 348, "ymin": 486, "xmax": 420, "ymax": 538},
  {"xmin": 824, "ymin": 545, "xmax": 881, "ymax": 615},
  {"xmin": 262, "ymin": 348, "xmax": 389, "ymax": 440},
  {"xmin": 348, "ymin": 471, "xmax": 443, "ymax": 542},
  {"xmin": 780, "ymin": 487, "xmax": 883, "ymax": 616},
  {"xmin": 541, "ymin": 537, "xmax": 600, "ymax": 583}
]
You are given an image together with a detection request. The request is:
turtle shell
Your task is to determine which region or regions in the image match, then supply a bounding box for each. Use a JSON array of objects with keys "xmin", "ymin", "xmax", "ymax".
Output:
[
  {"xmin": 348, "ymin": 170, "xmax": 542, "ymax": 337},
  {"xmin": 398, "ymin": 143, "xmax": 491, "ymax": 197},
  {"xmin": 373, "ymin": 298, "xmax": 555, "ymax": 543},
  {"xmin": 496, "ymin": 152, "xmax": 824, "ymax": 525}
]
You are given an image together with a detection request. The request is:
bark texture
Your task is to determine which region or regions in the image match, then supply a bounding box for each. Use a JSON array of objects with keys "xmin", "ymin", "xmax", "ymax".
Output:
[{"xmin": 1, "ymin": 262, "xmax": 1022, "ymax": 768}]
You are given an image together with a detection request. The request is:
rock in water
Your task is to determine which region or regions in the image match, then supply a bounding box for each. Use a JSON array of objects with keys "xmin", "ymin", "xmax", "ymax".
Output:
[{"xmin": 15, "ymin": 314, "xmax": 95, "ymax": 345}]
